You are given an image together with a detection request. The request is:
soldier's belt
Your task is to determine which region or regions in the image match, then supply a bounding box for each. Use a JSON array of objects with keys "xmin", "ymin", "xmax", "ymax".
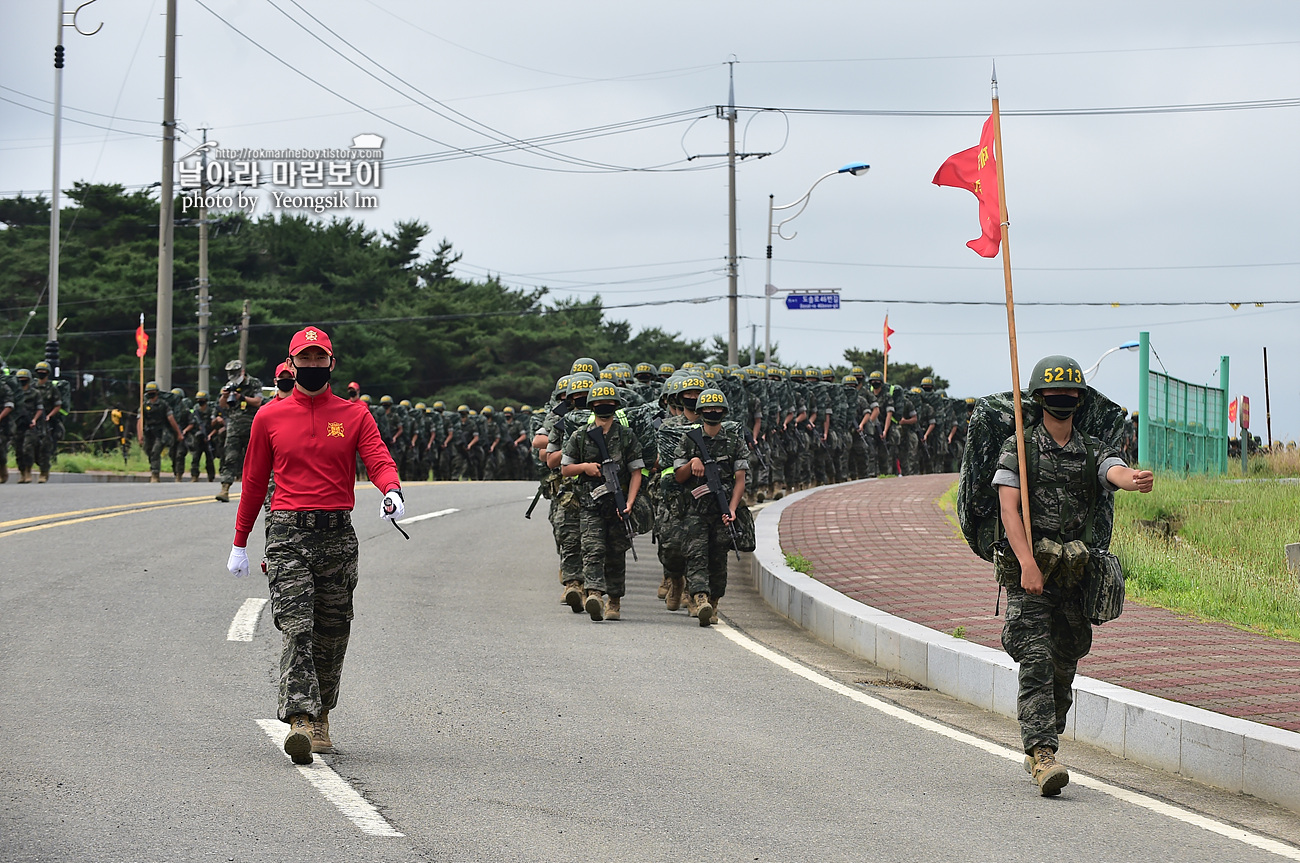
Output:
[{"xmin": 282, "ymin": 510, "xmax": 352, "ymax": 531}]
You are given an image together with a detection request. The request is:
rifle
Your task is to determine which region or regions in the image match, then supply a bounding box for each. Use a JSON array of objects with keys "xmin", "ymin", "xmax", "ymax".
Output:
[
  {"xmin": 685, "ymin": 427, "xmax": 741, "ymax": 560},
  {"xmin": 743, "ymin": 428, "xmax": 772, "ymax": 473},
  {"xmin": 524, "ymin": 485, "xmax": 544, "ymax": 519},
  {"xmin": 584, "ymin": 424, "xmax": 637, "ymax": 561}
]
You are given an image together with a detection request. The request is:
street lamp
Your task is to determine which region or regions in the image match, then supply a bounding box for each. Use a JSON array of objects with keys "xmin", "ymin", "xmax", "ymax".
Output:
[
  {"xmin": 765, "ymin": 162, "xmax": 870, "ymax": 364},
  {"xmin": 1083, "ymin": 339, "xmax": 1140, "ymax": 381}
]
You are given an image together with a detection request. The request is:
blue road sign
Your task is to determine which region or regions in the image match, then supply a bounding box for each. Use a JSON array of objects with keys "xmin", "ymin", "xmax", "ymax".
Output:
[{"xmin": 785, "ymin": 293, "xmax": 840, "ymax": 310}]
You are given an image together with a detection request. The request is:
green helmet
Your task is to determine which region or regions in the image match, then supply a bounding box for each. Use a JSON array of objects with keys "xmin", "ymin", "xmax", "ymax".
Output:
[
  {"xmin": 34, "ymin": 361, "xmax": 51, "ymax": 374},
  {"xmin": 851, "ymin": 365, "xmax": 865, "ymax": 378},
  {"xmin": 502, "ymin": 406, "xmax": 514, "ymax": 415},
  {"xmin": 195, "ymin": 390, "xmax": 208, "ymax": 401},
  {"xmin": 145, "ymin": 381, "xmax": 160, "ymax": 393},
  {"xmin": 635, "ymin": 362, "xmax": 655, "ymax": 378},
  {"xmin": 400, "ymin": 399, "xmax": 412, "ymax": 408},
  {"xmin": 678, "ymin": 375, "xmax": 707, "ymax": 394},
  {"xmin": 695, "ymin": 388, "xmax": 729, "ymax": 416},
  {"xmin": 171, "ymin": 387, "xmax": 185, "ymax": 398},
  {"xmin": 588, "ymin": 382, "xmax": 621, "ymax": 405},
  {"xmin": 867, "ymin": 370, "xmax": 883, "ymax": 383},
  {"xmin": 568, "ymin": 373, "xmax": 596, "ymax": 397},
  {"xmin": 1028, "ymin": 355, "xmax": 1088, "ymax": 395},
  {"xmin": 842, "ymin": 374, "xmax": 858, "ymax": 386},
  {"xmin": 821, "ymin": 368, "xmax": 835, "ymax": 381},
  {"xmin": 415, "ymin": 402, "xmax": 426, "ymax": 411},
  {"xmin": 552, "ymin": 375, "xmax": 572, "ymax": 400},
  {"xmin": 432, "ymin": 400, "xmax": 446, "ymax": 411},
  {"xmin": 570, "ymin": 357, "xmax": 599, "ymax": 377},
  {"xmin": 658, "ymin": 362, "xmax": 676, "ymax": 377},
  {"xmin": 598, "ymin": 369, "xmax": 616, "ymax": 382},
  {"xmin": 789, "ymin": 367, "xmax": 805, "ymax": 380},
  {"xmin": 15, "ymin": 368, "xmax": 31, "ymax": 381},
  {"xmin": 360, "ymin": 394, "xmax": 372, "ymax": 404},
  {"xmin": 481, "ymin": 405, "xmax": 494, "ymax": 415},
  {"xmin": 457, "ymin": 404, "xmax": 470, "ymax": 414},
  {"xmin": 520, "ymin": 405, "xmax": 533, "ymax": 413}
]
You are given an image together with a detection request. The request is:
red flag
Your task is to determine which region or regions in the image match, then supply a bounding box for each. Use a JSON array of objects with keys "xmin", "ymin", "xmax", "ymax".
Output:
[
  {"xmin": 1228, "ymin": 398, "xmax": 1237, "ymax": 423},
  {"xmin": 883, "ymin": 315, "xmax": 895, "ymax": 354},
  {"xmin": 932, "ymin": 114, "xmax": 1001, "ymax": 257},
  {"xmin": 135, "ymin": 322, "xmax": 148, "ymax": 358}
]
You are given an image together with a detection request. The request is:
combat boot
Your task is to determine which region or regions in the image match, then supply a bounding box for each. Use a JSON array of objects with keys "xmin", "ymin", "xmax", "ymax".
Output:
[
  {"xmin": 0, "ymin": 462, "xmax": 8, "ymax": 483},
  {"xmin": 584, "ymin": 589, "xmax": 605, "ymax": 622},
  {"xmin": 563, "ymin": 580, "xmax": 584, "ymax": 613},
  {"xmin": 710, "ymin": 596, "xmax": 721, "ymax": 625},
  {"xmin": 657, "ymin": 574, "xmax": 671, "ymax": 600},
  {"xmin": 310, "ymin": 709, "xmax": 333, "ymax": 753},
  {"xmin": 215, "ymin": 482, "xmax": 231, "ymax": 502},
  {"xmin": 38, "ymin": 469, "xmax": 49, "ymax": 483},
  {"xmin": 207, "ymin": 470, "xmax": 216, "ymax": 482},
  {"xmin": 283, "ymin": 714, "xmax": 313, "ymax": 765},
  {"xmin": 605, "ymin": 596, "xmax": 621, "ymax": 621},
  {"xmin": 772, "ymin": 482, "xmax": 785, "ymax": 500},
  {"xmin": 693, "ymin": 593, "xmax": 714, "ymax": 627},
  {"xmin": 174, "ymin": 470, "xmax": 183, "ymax": 483},
  {"xmin": 150, "ymin": 471, "xmax": 160, "ymax": 483},
  {"xmin": 19, "ymin": 468, "xmax": 31, "ymax": 484},
  {"xmin": 665, "ymin": 576, "xmax": 685, "ymax": 611},
  {"xmin": 1028, "ymin": 746, "xmax": 1069, "ymax": 796}
]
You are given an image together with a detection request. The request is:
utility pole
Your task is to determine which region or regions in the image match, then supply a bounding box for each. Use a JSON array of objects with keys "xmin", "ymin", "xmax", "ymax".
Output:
[
  {"xmin": 725, "ymin": 60, "xmax": 738, "ymax": 367},
  {"xmin": 155, "ymin": 0, "xmax": 177, "ymax": 389},
  {"xmin": 238, "ymin": 299, "xmax": 250, "ymax": 369},
  {"xmin": 197, "ymin": 128, "xmax": 211, "ymax": 395},
  {"xmin": 749, "ymin": 323, "xmax": 757, "ymax": 366},
  {"xmin": 47, "ymin": 2, "xmax": 101, "ymax": 379},
  {"xmin": 1264, "ymin": 346, "xmax": 1272, "ymax": 449}
]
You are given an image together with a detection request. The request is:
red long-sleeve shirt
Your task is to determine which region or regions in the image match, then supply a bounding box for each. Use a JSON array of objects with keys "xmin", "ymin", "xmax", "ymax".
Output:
[{"xmin": 233, "ymin": 387, "xmax": 400, "ymax": 546}]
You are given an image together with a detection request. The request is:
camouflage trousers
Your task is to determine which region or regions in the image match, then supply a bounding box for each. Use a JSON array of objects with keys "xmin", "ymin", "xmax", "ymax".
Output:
[
  {"xmin": 143, "ymin": 427, "xmax": 172, "ymax": 473},
  {"xmin": 880, "ymin": 425, "xmax": 900, "ymax": 475},
  {"xmin": 17, "ymin": 420, "xmax": 51, "ymax": 473},
  {"xmin": 187, "ymin": 434, "xmax": 216, "ymax": 479},
  {"xmin": 682, "ymin": 507, "xmax": 732, "ymax": 599},
  {"xmin": 656, "ymin": 475, "xmax": 687, "ymax": 580},
  {"xmin": 766, "ymin": 432, "xmax": 786, "ymax": 486},
  {"xmin": 849, "ymin": 429, "xmax": 874, "ymax": 479},
  {"xmin": 901, "ymin": 426, "xmax": 919, "ymax": 475},
  {"xmin": 1001, "ymin": 584, "xmax": 1093, "ymax": 754},
  {"xmin": 265, "ymin": 511, "xmax": 360, "ymax": 722},
  {"xmin": 549, "ymin": 498, "xmax": 583, "ymax": 584},
  {"xmin": 578, "ymin": 506, "xmax": 632, "ymax": 597},
  {"xmin": 169, "ymin": 430, "xmax": 186, "ymax": 476},
  {"xmin": 220, "ymin": 421, "xmax": 252, "ymax": 485}
]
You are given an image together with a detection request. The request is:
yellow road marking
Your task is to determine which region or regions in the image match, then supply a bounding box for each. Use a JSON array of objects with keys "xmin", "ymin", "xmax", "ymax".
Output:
[
  {"xmin": 0, "ymin": 494, "xmax": 214, "ymax": 530},
  {"xmin": 0, "ymin": 498, "xmax": 224, "ymax": 537}
]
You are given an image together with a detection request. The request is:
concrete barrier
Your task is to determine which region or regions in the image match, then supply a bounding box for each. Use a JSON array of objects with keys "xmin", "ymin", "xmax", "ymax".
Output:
[{"xmin": 753, "ymin": 481, "xmax": 1300, "ymax": 814}]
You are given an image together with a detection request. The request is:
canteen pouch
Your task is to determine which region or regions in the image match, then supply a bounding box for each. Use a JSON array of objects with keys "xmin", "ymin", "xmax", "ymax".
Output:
[{"xmin": 1083, "ymin": 550, "xmax": 1125, "ymax": 625}]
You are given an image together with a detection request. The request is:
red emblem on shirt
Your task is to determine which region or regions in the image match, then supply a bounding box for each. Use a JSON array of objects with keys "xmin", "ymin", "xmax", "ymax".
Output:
[{"xmin": 327, "ymin": 421, "xmax": 345, "ymax": 438}]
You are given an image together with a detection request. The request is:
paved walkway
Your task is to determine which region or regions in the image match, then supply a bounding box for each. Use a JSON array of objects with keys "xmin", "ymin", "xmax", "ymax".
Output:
[{"xmin": 778, "ymin": 475, "xmax": 1300, "ymax": 732}]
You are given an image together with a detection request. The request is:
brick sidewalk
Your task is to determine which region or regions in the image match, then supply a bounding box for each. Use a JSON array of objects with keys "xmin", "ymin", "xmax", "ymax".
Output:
[{"xmin": 779, "ymin": 475, "xmax": 1300, "ymax": 732}]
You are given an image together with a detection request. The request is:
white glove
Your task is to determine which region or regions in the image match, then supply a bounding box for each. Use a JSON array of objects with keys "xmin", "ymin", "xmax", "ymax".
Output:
[
  {"xmin": 227, "ymin": 545, "xmax": 250, "ymax": 578},
  {"xmin": 381, "ymin": 489, "xmax": 405, "ymax": 521}
]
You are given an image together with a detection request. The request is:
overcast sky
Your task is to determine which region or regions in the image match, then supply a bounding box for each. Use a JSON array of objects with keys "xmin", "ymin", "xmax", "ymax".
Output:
[{"xmin": 4, "ymin": 1, "xmax": 1298, "ymax": 438}]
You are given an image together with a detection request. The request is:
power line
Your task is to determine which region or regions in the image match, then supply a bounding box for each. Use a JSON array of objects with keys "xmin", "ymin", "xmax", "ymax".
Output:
[
  {"xmin": 731, "ymin": 97, "xmax": 1300, "ymax": 118},
  {"xmin": 0, "ymin": 95, "xmax": 157, "ymax": 138},
  {"xmin": 742, "ymin": 39, "xmax": 1300, "ymax": 65},
  {"xmin": 775, "ymin": 257, "xmax": 1300, "ymax": 273},
  {"xmin": 0, "ymin": 84, "xmax": 156, "ymax": 126}
]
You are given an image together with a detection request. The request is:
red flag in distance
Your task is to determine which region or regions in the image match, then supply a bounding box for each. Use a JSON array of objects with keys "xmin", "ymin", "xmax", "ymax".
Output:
[
  {"xmin": 1228, "ymin": 398, "xmax": 1237, "ymax": 424},
  {"xmin": 932, "ymin": 114, "xmax": 1002, "ymax": 257},
  {"xmin": 883, "ymin": 315, "xmax": 895, "ymax": 355},
  {"xmin": 135, "ymin": 323, "xmax": 148, "ymax": 358}
]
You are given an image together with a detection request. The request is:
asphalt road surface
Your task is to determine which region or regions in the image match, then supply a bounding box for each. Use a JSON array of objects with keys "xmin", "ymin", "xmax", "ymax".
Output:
[{"xmin": 4, "ymin": 479, "xmax": 1300, "ymax": 862}]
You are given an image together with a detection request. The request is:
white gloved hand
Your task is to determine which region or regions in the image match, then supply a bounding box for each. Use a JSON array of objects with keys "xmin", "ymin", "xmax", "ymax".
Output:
[
  {"xmin": 381, "ymin": 489, "xmax": 405, "ymax": 521},
  {"xmin": 227, "ymin": 545, "xmax": 250, "ymax": 578}
]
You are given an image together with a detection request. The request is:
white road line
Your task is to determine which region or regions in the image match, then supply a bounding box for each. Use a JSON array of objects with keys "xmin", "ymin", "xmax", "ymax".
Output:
[
  {"xmin": 712, "ymin": 622, "xmax": 1300, "ymax": 862},
  {"xmin": 226, "ymin": 598, "xmax": 268, "ymax": 642},
  {"xmin": 397, "ymin": 507, "xmax": 459, "ymax": 525},
  {"xmin": 255, "ymin": 719, "xmax": 404, "ymax": 838}
]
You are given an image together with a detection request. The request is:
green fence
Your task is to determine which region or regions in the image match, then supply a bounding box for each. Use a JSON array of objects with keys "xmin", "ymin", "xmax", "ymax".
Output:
[{"xmin": 1137, "ymin": 331, "xmax": 1228, "ymax": 474}]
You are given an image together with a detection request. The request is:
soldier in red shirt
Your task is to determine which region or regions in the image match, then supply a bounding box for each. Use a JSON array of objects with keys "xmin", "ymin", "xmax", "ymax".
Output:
[{"xmin": 226, "ymin": 326, "xmax": 405, "ymax": 765}]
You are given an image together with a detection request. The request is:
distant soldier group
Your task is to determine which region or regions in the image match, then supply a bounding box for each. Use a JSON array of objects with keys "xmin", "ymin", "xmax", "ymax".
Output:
[
  {"xmin": 343, "ymin": 382, "xmax": 535, "ymax": 484},
  {"xmin": 528, "ymin": 358, "xmax": 977, "ymax": 626},
  {"xmin": 0, "ymin": 362, "xmax": 67, "ymax": 483}
]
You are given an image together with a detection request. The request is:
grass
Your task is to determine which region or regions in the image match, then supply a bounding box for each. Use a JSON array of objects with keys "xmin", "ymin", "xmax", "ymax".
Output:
[
  {"xmin": 785, "ymin": 552, "xmax": 813, "ymax": 574},
  {"xmin": 951, "ymin": 626, "xmax": 967, "ymax": 639},
  {"xmin": 1226, "ymin": 447, "xmax": 1300, "ymax": 479},
  {"xmin": 8, "ymin": 448, "xmax": 172, "ymax": 474},
  {"xmin": 1113, "ymin": 474, "xmax": 1300, "ymax": 641},
  {"xmin": 937, "ymin": 480, "xmax": 961, "ymax": 535}
]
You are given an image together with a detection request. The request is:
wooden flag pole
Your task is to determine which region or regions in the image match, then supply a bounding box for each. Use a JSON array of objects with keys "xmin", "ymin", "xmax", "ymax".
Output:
[
  {"xmin": 883, "ymin": 315, "xmax": 889, "ymax": 383},
  {"xmin": 991, "ymin": 67, "xmax": 1033, "ymax": 549}
]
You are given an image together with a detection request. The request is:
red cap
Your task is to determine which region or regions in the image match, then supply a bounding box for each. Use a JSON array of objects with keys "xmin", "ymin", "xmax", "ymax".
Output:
[
  {"xmin": 347, "ymin": 381, "xmax": 360, "ymax": 391},
  {"xmin": 288, "ymin": 326, "xmax": 333, "ymax": 357},
  {"xmin": 274, "ymin": 362, "xmax": 291, "ymax": 378}
]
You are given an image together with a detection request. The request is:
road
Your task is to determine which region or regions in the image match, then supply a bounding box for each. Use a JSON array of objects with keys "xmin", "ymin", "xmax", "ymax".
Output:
[{"xmin": 3, "ymin": 479, "xmax": 1300, "ymax": 862}]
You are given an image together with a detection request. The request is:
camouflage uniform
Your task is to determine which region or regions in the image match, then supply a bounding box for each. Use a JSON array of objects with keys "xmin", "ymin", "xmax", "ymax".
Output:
[
  {"xmin": 23, "ymin": 378, "xmax": 60, "ymax": 476},
  {"xmin": 186, "ymin": 399, "xmax": 218, "ymax": 480},
  {"xmin": 893, "ymin": 386, "xmax": 919, "ymax": 475},
  {"xmin": 543, "ymin": 406, "xmax": 585, "ymax": 587},
  {"xmin": 449, "ymin": 413, "xmax": 479, "ymax": 480},
  {"xmin": 672, "ymin": 421, "xmax": 749, "ymax": 600},
  {"xmin": 140, "ymin": 394, "xmax": 175, "ymax": 474},
  {"xmin": 264, "ymin": 511, "xmax": 359, "ymax": 721},
  {"xmin": 992, "ymin": 422, "xmax": 1126, "ymax": 755},
  {"xmin": 218, "ymin": 374, "xmax": 263, "ymax": 485},
  {"xmin": 0, "ymin": 376, "xmax": 16, "ymax": 481},
  {"xmin": 561, "ymin": 419, "xmax": 644, "ymax": 599}
]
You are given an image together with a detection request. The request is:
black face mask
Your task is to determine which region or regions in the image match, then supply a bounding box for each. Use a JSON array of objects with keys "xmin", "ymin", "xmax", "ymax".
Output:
[
  {"xmin": 1041, "ymin": 392, "xmax": 1081, "ymax": 419},
  {"xmin": 591, "ymin": 403, "xmax": 617, "ymax": 418},
  {"xmin": 35, "ymin": 372, "xmax": 48, "ymax": 380},
  {"xmin": 700, "ymin": 411, "xmax": 725, "ymax": 425},
  {"xmin": 681, "ymin": 396, "xmax": 698, "ymax": 411},
  {"xmin": 571, "ymin": 396, "xmax": 588, "ymax": 409},
  {"xmin": 293, "ymin": 364, "xmax": 331, "ymax": 392},
  {"xmin": 276, "ymin": 378, "xmax": 295, "ymax": 392},
  {"xmin": 922, "ymin": 385, "xmax": 933, "ymax": 392}
]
